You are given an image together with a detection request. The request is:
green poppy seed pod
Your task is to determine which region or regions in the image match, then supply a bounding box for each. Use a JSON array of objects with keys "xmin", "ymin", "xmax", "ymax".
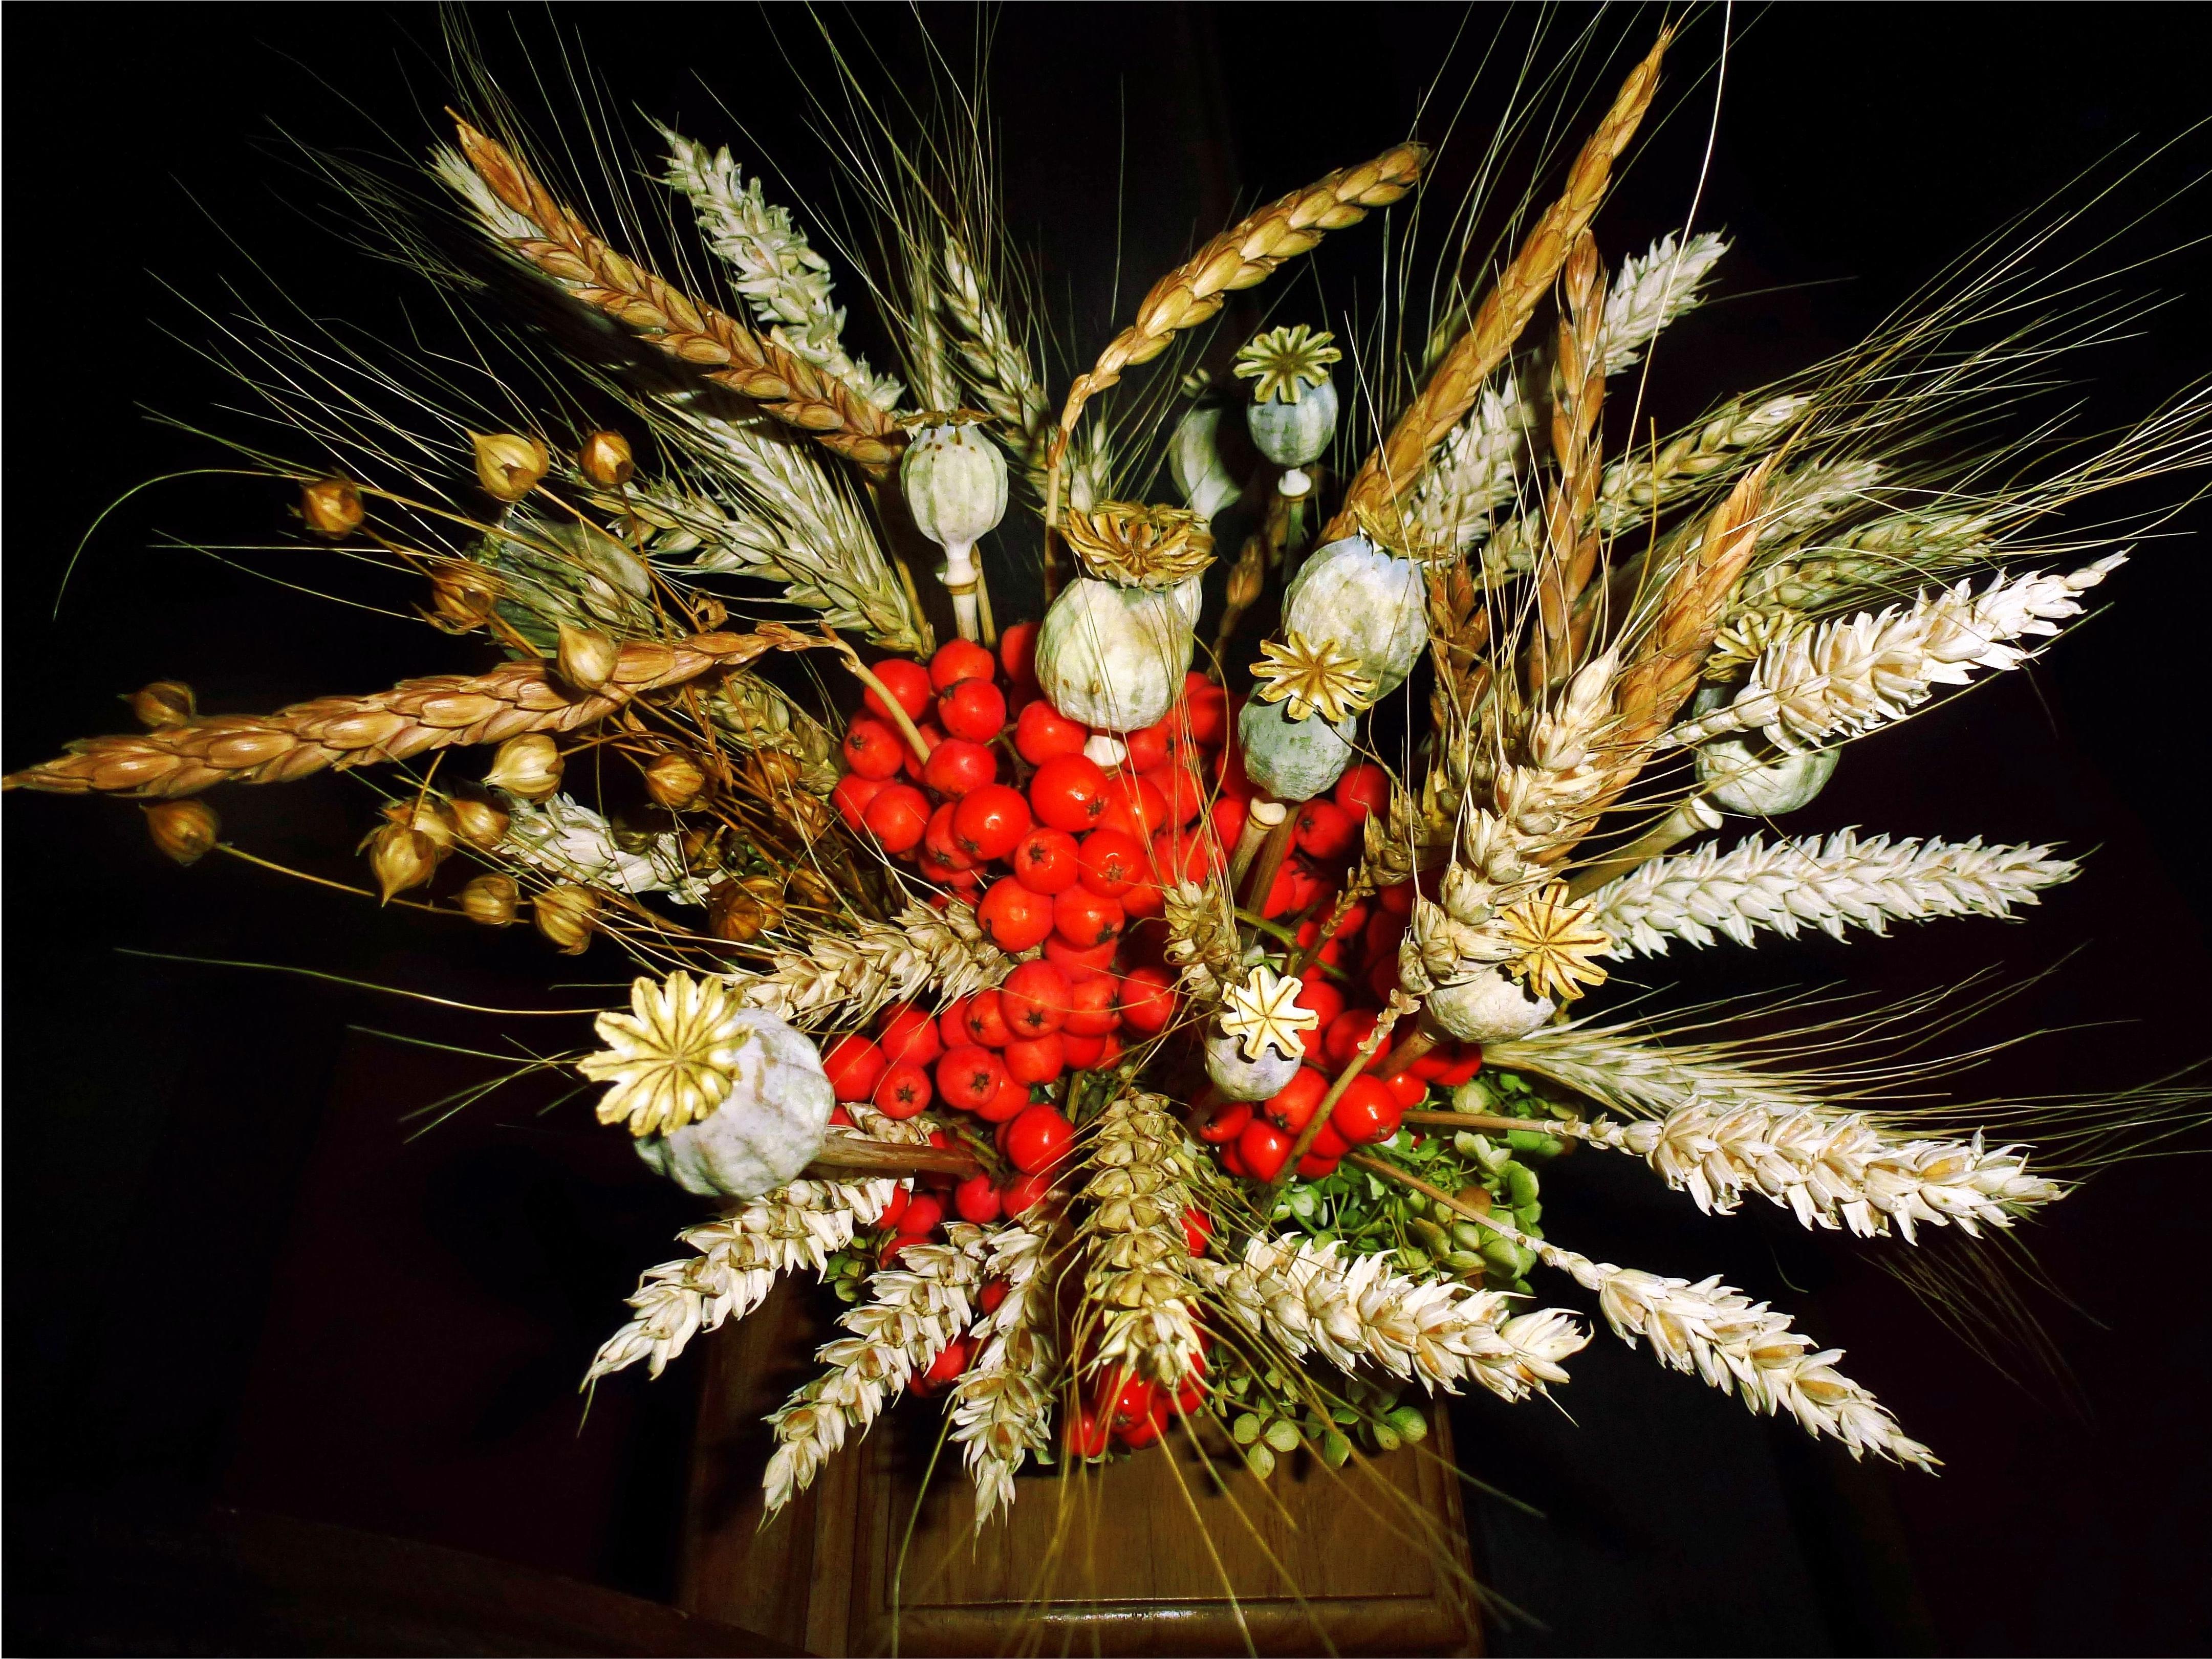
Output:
[
  {"xmin": 1204, "ymin": 1028, "xmax": 1303, "ymax": 1101},
  {"xmin": 1247, "ymin": 375, "xmax": 1339, "ymax": 487},
  {"xmin": 1034, "ymin": 575, "xmax": 1200, "ymax": 733},
  {"xmin": 901, "ymin": 421, "xmax": 1007, "ymax": 641},
  {"xmin": 1237, "ymin": 695, "xmax": 1357, "ymax": 802},
  {"xmin": 1169, "ymin": 405, "xmax": 1241, "ymax": 520},
  {"xmin": 1282, "ymin": 534, "xmax": 1428, "ymax": 696}
]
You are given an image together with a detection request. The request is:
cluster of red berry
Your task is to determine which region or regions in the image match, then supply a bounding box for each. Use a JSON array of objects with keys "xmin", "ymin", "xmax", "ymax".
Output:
[{"xmin": 1062, "ymin": 1208, "xmax": 1217, "ymax": 1452}]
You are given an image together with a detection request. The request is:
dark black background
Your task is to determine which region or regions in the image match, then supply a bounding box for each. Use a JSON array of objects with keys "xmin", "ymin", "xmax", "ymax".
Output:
[{"xmin": 6, "ymin": 6, "xmax": 2209, "ymax": 1655}]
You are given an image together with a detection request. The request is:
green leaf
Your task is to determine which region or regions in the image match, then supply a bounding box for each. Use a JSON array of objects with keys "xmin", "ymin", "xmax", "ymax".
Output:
[
  {"xmin": 1386, "ymin": 1406, "xmax": 1429, "ymax": 1443},
  {"xmin": 1264, "ymin": 1417, "xmax": 1302, "ymax": 1453},
  {"xmin": 1231, "ymin": 1412, "xmax": 1263, "ymax": 1445},
  {"xmin": 1245, "ymin": 1443, "xmax": 1277, "ymax": 1479},
  {"xmin": 1321, "ymin": 1429, "xmax": 1353, "ymax": 1468}
]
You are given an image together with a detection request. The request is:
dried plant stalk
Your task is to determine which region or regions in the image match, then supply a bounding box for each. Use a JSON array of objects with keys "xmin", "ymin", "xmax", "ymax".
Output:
[
  {"xmin": 1535, "ymin": 231, "xmax": 1609, "ymax": 683},
  {"xmin": 1327, "ymin": 32, "xmax": 1669, "ymax": 541},
  {"xmin": 450, "ymin": 118, "xmax": 903, "ymax": 474},
  {"xmin": 5, "ymin": 628, "xmax": 813, "ymax": 799}
]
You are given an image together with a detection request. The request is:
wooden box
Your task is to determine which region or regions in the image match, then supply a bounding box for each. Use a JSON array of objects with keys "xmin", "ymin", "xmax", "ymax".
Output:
[{"xmin": 679, "ymin": 1279, "xmax": 1480, "ymax": 1656}]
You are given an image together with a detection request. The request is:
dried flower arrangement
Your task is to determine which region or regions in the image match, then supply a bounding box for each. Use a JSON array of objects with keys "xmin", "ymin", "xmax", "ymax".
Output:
[{"xmin": 12, "ymin": 14, "xmax": 2210, "ymax": 1574}]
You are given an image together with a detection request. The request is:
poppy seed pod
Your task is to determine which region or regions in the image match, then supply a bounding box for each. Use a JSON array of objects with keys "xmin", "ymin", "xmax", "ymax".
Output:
[
  {"xmin": 448, "ymin": 796, "xmax": 511, "ymax": 850},
  {"xmin": 472, "ymin": 431, "xmax": 550, "ymax": 503},
  {"xmin": 534, "ymin": 883, "xmax": 600, "ymax": 954},
  {"xmin": 1033, "ymin": 575, "xmax": 1201, "ymax": 733},
  {"xmin": 1281, "ymin": 535, "xmax": 1429, "ymax": 696},
  {"xmin": 1237, "ymin": 695, "xmax": 1357, "ymax": 802},
  {"xmin": 1697, "ymin": 733, "xmax": 1839, "ymax": 817},
  {"xmin": 1169, "ymin": 405, "xmax": 1242, "ymax": 520},
  {"xmin": 485, "ymin": 733, "xmax": 563, "ymax": 801},
  {"xmin": 300, "ymin": 476, "xmax": 365, "ymax": 538},
  {"xmin": 457, "ymin": 872, "xmax": 519, "ymax": 927},
  {"xmin": 1247, "ymin": 377, "xmax": 1339, "ymax": 496},
  {"xmin": 366, "ymin": 821, "xmax": 440, "ymax": 903},
  {"xmin": 126, "ymin": 680, "xmax": 197, "ymax": 730},
  {"xmin": 145, "ymin": 798, "xmax": 219, "ymax": 866},
  {"xmin": 577, "ymin": 429, "xmax": 635, "ymax": 489},
  {"xmin": 900, "ymin": 419, "xmax": 1008, "ymax": 641},
  {"xmin": 556, "ymin": 623, "xmax": 620, "ymax": 691},
  {"xmin": 644, "ymin": 751, "xmax": 707, "ymax": 811},
  {"xmin": 625, "ymin": 1001, "xmax": 835, "ymax": 1198},
  {"xmin": 1204, "ymin": 1028, "xmax": 1303, "ymax": 1102},
  {"xmin": 1425, "ymin": 968, "xmax": 1554, "ymax": 1043}
]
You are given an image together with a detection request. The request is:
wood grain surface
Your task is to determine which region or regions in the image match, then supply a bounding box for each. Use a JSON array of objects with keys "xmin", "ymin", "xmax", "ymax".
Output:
[{"xmin": 681, "ymin": 1278, "xmax": 1481, "ymax": 1656}]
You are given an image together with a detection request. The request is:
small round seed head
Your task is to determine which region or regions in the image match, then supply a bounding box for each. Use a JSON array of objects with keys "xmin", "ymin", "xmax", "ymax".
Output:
[
  {"xmin": 472, "ymin": 431, "xmax": 550, "ymax": 503},
  {"xmin": 556, "ymin": 624, "xmax": 620, "ymax": 691},
  {"xmin": 577, "ymin": 429, "xmax": 635, "ymax": 489},
  {"xmin": 126, "ymin": 680, "xmax": 197, "ymax": 730},
  {"xmin": 745, "ymin": 750, "xmax": 801, "ymax": 794},
  {"xmin": 425, "ymin": 564, "xmax": 502, "ymax": 634},
  {"xmin": 678, "ymin": 826, "xmax": 726, "ymax": 874},
  {"xmin": 145, "ymin": 799, "xmax": 219, "ymax": 866},
  {"xmin": 644, "ymin": 751, "xmax": 707, "ymax": 811},
  {"xmin": 534, "ymin": 883, "xmax": 600, "ymax": 954},
  {"xmin": 485, "ymin": 733, "xmax": 563, "ymax": 801},
  {"xmin": 383, "ymin": 796, "xmax": 458, "ymax": 855},
  {"xmin": 367, "ymin": 821, "xmax": 440, "ymax": 903},
  {"xmin": 448, "ymin": 797, "xmax": 511, "ymax": 849},
  {"xmin": 300, "ymin": 476, "xmax": 365, "ymax": 538},
  {"xmin": 708, "ymin": 875, "xmax": 784, "ymax": 943},
  {"xmin": 786, "ymin": 864, "xmax": 835, "ymax": 910},
  {"xmin": 457, "ymin": 872, "xmax": 519, "ymax": 927}
]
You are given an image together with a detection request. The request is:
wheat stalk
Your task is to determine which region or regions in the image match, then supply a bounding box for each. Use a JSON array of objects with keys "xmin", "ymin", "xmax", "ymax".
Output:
[
  {"xmin": 1403, "ymin": 371, "xmax": 1538, "ymax": 554},
  {"xmin": 1327, "ymin": 33, "xmax": 1669, "ymax": 541},
  {"xmin": 1592, "ymin": 829, "xmax": 2079, "ymax": 957},
  {"xmin": 947, "ymin": 1223, "xmax": 1056, "ymax": 1529},
  {"xmin": 1081, "ymin": 1092, "xmax": 1216, "ymax": 1388},
  {"xmin": 938, "ymin": 235, "xmax": 1052, "ymax": 486},
  {"xmin": 1731, "ymin": 506, "xmax": 1999, "ymax": 620},
  {"xmin": 731, "ymin": 900, "xmax": 1016, "ymax": 1029},
  {"xmin": 1200, "ymin": 1235, "xmax": 1588, "ymax": 1403},
  {"xmin": 1668, "ymin": 554, "xmax": 2124, "ymax": 751},
  {"xmin": 4, "ymin": 628, "xmax": 812, "ymax": 799},
  {"xmin": 1485, "ymin": 1019, "xmax": 1813, "ymax": 1122},
  {"xmin": 1575, "ymin": 1105, "xmax": 2066, "ymax": 1242},
  {"xmin": 659, "ymin": 126, "xmax": 905, "ymax": 409},
  {"xmin": 501, "ymin": 794, "xmax": 714, "ymax": 906},
  {"xmin": 446, "ymin": 119, "xmax": 903, "ymax": 475},
  {"xmin": 1598, "ymin": 231, "xmax": 1729, "ymax": 376}
]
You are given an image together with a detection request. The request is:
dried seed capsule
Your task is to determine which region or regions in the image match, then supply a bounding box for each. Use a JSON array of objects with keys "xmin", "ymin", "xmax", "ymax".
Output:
[
  {"xmin": 126, "ymin": 680, "xmax": 197, "ymax": 730},
  {"xmin": 145, "ymin": 799, "xmax": 219, "ymax": 866},
  {"xmin": 707, "ymin": 877, "xmax": 771, "ymax": 943},
  {"xmin": 426, "ymin": 563, "xmax": 502, "ymax": 634},
  {"xmin": 534, "ymin": 883, "xmax": 600, "ymax": 954},
  {"xmin": 643, "ymin": 751, "xmax": 706, "ymax": 811},
  {"xmin": 383, "ymin": 796, "xmax": 458, "ymax": 854},
  {"xmin": 472, "ymin": 432, "xmax": 550, "ymax": 503},
  {"xmin": 300, "ymin": 476, "xmax": 365, "ymax": 538},
  {"xmin": 577, "ymin": 429, "xmax": 635, "ymax": 489},
  {"xmin": 556, "ymin": 624, "xmax": 620, "ymax": 691},
  {"xmin": 367, "ymin": 822, "xmax": 440, "ymax": 902},
  {"xmin": 484, "ymin": 733, "xmax": 562, "ymax": 801},
  {"xmin": 448, "ymin": 797, "xmax": 510, "ymax": 849},
  {"xmin": 456, "ymin": 872, "xmax": 519, "ymax": 927},
  {"xmin": 786, "ymin": 865, "xmax": 835, "ymax": 909}
]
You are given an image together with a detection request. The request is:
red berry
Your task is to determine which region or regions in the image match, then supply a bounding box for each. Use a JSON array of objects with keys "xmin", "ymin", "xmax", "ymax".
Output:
[
  {"xmin": 1060, "ymin": 1031, "xmax": 1105, "ymax": 1069},
  {"xmin": 874, "ymin": 1186, "xmax": 910, "ymax": 1231},
  {"xmin": 1003, "ymin": 1032, "xmax": 1066, "ymax": 1085},
  {"xmin": 1001, "ymin": 1167, "xmax": 1054, "ymax": 1216},
  {"xmin": 1004, "ymin": 1103, "xmax": 1075, "ymax": 1173},
  {"xmin": 1096, "ymin": 772, "xmax": 1167, "ymax": 840},
  {"xmin": 878, "ymin": 1002, "xmax": 944, "ymax": 1067},
  {"xmin": 1260, "ymin": 859, "xmax": 1299, "ymax": 919},
  {"xmin": 828, "ymin": 1105, "xmax": 854, "ymax": 1128},
  {"xmin": 1324, "ymin": 1007, "xmax": 1396, "ymax": 1072},
  {"xmin": 977, "ymin": 878, "xmax": 1055, "ymax": 951},
  {"xmin": 1061, "ymin": 970, "xmax": 1121, "ymax": 1036},
  {"xmin": 999, "ymin": 621, "xmax": 1040, "ymax": 687},
  {"xmin": 1335, "ymin": 762, "xmax": 1391, "ymax": 823},
  {"xmin": 978, "ymin": 1071, "xmax": 1032, "ymax": 1123},
  {"xmin": 1011, "ymin": 826, "xmax": 1080, "ymax": 894},
  {"xmin": 1295, "ymin": 799, "xmax": 1358, "ymax": 860},
  {"xmin": 822, "ymin": 1034, "xmax": 887, "ymax": 1102},
  {"xmin": 1118, "ymin": 966, "xmax": 1176, "ymax": 1035},
  {"xmin": 833, "ymin": 772, "xmax": 887, "ymax": 830},
  {"xmin": 923, "ymin": 736, "xmax": 997, "ymax": 797},
  {"xmin": 1067, "ymin": 1408, "xmax": 1112, "ymax": 1459},
  {"xmin": 1028, "ymin": 753, "xmax": 1109, "ymax": 831},
  {"xmin": 936, "ymin": 1045, "xmax": 1008, "ymax": 1112},
  {"xmin": 874, "ymin": 1061, "xmax": 932, "ymax": 1119},
  {"xmin": 1000, "ymin": 961, "xmax": 1072, "ymax": 1036},
  {"xmin": 929, "ymin": 637, "xmax": 996, "ymax": 691},
  {"xmin": 938, "ymin": 676, "xmax": 1007, "ymax": 741},
  {"xmin": 1238, "ymin": 1117, "xmax": 1294, "ymax": 1182},
  {"xmin": 1378, "ymin": 880, "xmax": 1416, "ymax": 916},
  {"xmin": 952, "ymin": 783, "xmax": 1032, "ymax": 861},
  {"xmin": 1076, "ymin": 828, "xmax": 1146, "ymax": 897},
  {"xmin": 916, "ymin": 1335, "xmax": 973, "ymax": 1393},
  {"xmin": 1329, "ymin": 1074, "xmax": 1401, "ymax": 1145},
  {"xmin": 1218, "ymin": 1139, "xmax": 1250, "ymax": 1180},
  {"xmin": 1385, "ymin": 1068, "xmax": 1428, "ymax": 1109},
  {"xmin": 1152, "ymin": 824, "xmax": 1213, "ymax": 887},
  {"xmin": 1122, "ymin": 721, "xmax": 1170, "ymax": 773},
  {"xmin": 1147, "ymin": 763, "xmax": 1207, "ymax": 828},
  {"xmin": 962, "ymin": 989, "xmax": 1015, "ymax": 1049},
  {"xmin": 862, "ymin": 783, "xmax": 930, "ymax": 853},
  {"xmin": 1107, "ymin": 1372, "xmax": 1158, "ymax": 1428},
  {"xmin": 1434, "ymin": 1043, "xmax": 1484, "ymax": 1085},
  {"xmin": 899, "ymin": 1192, "xmax": 945, "ymax": 1237},
  {"xmin": 1044, "ymin": 934, "xmax": 1120, "ymax": 973},
  {"xmin": 1196, "ymin": 1099, "xmax": 1252, "ymax": 1144},
  {"xmin": 1310, "ymin": 1117, "xmax": 1351, "ymax": 1159},
  {"xmin": 1053, "ymin": 886, "xmax": 1125, "ymax": 950},
  {"xmin": 841, "ymin": 716, "xmax": 905, "ymax": 780},
  {"xmin": 1286, "ymin": 860, "xmax": 1325, "ymax": 913},
  {"xmin": 900, "ymin": 724, "xmax": 945, "ymax": 785},
  {"xmin": 979, "ymin": 1277, "xmax": 1009, "ymax": 1316},
  {"xmin": 1014, "ymin": 698, "xmax": 1089, "ymax": 764},
  {"xmin": 864, "ymin": 659, "xmax": 932, "ymax": 723},
  {"xmin": 1210, "ymin": 794, "xmax": 1249, "ymax": 848},
  {"xmin": 1181, "ymin": 674, "xmax": 1228, "ymax": 746},
  {"xmin": 954, "ymin": 1173, "xmax": 1003, "ymax": 1225},
  {"xmin": 1295, "ymin": 977, "xmax": 1345, "ymax": 1038},
  {"xmin": 1264, "ymin": 1066, "xmax": 1330, "ymax": 1133},
  {"xmin": 1215, "ymin": 741, "xmax": 1252, "ymax": 799},
  {"xmin": 1181, "ymin": 1208, "xmax": 1214, "ymax": 1256},
  {"xmin": 922, "ymin": 801, "xmax": 973, "ymax": 870},
  {"xmin": 1296, "ymin": 1152, "xmax": 1341, "ymax": 1178}
]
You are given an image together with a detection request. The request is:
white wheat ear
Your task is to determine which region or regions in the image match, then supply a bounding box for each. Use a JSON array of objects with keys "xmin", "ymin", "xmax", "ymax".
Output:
[
  {"xmin": 1599, "ymin": 230, "xmax": 1730, "ymax": 375},
  {"xmin": 948, "ymin": 1224, "xmax": 1057, "ymax": 1529},
  {"xmin": 732, "ymin": 901, "xmax": 1015, "ymax": 1029}
]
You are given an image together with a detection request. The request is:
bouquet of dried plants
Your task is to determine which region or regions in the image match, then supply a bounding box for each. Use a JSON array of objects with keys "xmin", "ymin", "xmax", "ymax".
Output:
[{"xmin": 12, "ymin": 16, "xmax": 2209, "ymax": 1596}]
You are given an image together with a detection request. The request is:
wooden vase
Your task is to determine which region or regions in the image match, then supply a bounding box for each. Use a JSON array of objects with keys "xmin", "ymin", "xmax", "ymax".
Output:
[{"xmin": 679, "ymin": 1278, "xmax": 1480, "ymax": 1656}]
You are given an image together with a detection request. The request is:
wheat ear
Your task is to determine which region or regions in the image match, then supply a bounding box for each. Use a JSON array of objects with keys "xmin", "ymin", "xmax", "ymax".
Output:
[
  {"xmin": 449, "ymin": 118, "xmax": 903, "ymax": 475},
  {"xmin": 731, "ymin": 900, "xmax": 1016, "ymax": 1030},
  {"xmin": 4, "ymin": 628, "xmax": 812, "ymax": 799},
  {"xmin": 1325, "ymin": 32, "xmax": 1669, "ymax": 541},
  {"xmin": 947, "ymin": 1223, "xmax": 1056, "ymax": 1529}
]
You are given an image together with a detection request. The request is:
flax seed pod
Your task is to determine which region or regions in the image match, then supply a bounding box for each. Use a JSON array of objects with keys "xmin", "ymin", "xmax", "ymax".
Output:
[
  {"xmin": 126, "ymin": 681, "xmax": 197, "ymax": 730},
  {"xmin": 577, "ymin": 429, "xmax": 635, "ymax": 489},
  {"xmin": 457, "ymin": 872, "xmax": 519, "ymax": 927},
  {"xmin": 366, "ymin": 821, "xmax": 440, "ymax": 902},
  {"xmin": 485, "ymin": 733, "xmax": 563, "ymax": 801},
  {"xmin": 448, "ymin": 797, "xmax": 511, "ymax": 849},
  {"xmin": 144, "ymin": 799, "xmax": 219, "ymax": 866},
  {"xmin": 472, "ymin": 432, "xmax": 551, "ymax": 503},
  {"xmin": 534, "ymin": 883, "xmax": 601, "ymax": 953},
  {"xmin": 300, "ymin": 476, "xmax": 365, "ymax": 538},
  {"xmin": 644, "ymin": 751, "xmax": 707, "ymax": 811}
]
